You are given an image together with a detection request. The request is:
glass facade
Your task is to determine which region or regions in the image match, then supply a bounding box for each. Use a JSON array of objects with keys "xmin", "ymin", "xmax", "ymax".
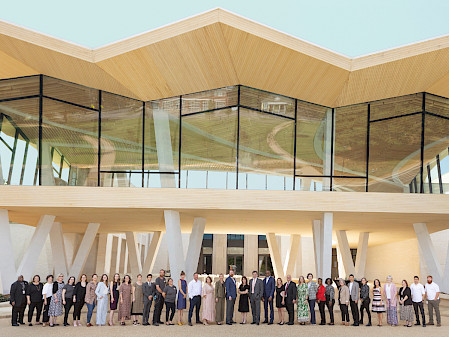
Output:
[{"xmin": 1, "ymin": 75, "xmax": 449, "ymax": 193}]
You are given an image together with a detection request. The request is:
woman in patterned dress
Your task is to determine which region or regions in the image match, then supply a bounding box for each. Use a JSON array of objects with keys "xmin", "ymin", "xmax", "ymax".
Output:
[
  {"xmin": 399, "ymin": 279, "xmax": 413, "ymax": 327},
  {"xmin": 49, "ymin": 273, "xmax": 64, "ymax": 327},
  {"xmin": 384, "ymin": 275, "xmax": 398, "ymax": 326},
  {"xmin": 131, "ymin": 274, "xmax": 144, "ymax": 325},
  {"xmin": 108, "ymin": 273, "xmax": 120, "ymax": 326},
  {"xmin": 119, "ymin": 275, "xmax": 132, "ymax": 325},
  {"xmin": 296, "ymin": 276, "xmax": 309, "ymax": 324},
  {"xmin": 371, "ymin": 279, "xmax": 385, "ymax": 326}
]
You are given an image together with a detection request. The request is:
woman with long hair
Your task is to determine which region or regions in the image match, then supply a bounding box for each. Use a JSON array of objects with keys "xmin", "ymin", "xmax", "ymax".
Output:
[
  {"xmin": 399, "ymin": 279, "xmax": 413, "ymax": 327},
  {"xmin": 73, "ymin": 274, "xmax": 87, "ymax": 326},
  {"xmin": 372, "ymin": 279, "xmax": 385, "ymax": 326},
  {"xmin": 62, "ymin": 276, "xmax": 75, "ymax": 326},
  {"xmin": 49, "ymin": 273, "xmax": 64, "ymax": 327},
  {"xmin": 297, "ymin": 276, "xmax": 309, "ymax": 325},
  {"xmin": 177, "ymin": 271, "xmax": 187, "ymax": 325},
  {"xmin": 132, "ymin": 274, "xmax": 144, "ymax": 325},
  {"xmin": 85, "ymin": 274, "xmax": 98, "ymax": 327},
  {"xmin": 95, "ymin": 274, "xmax": 109, "ymax": 326},
  {"xmin": 201, "ymin": 276, "xmax": 215, "ymax": 325},
  {"xmin": 275, "ymin": 277, "xmax": 285, "ymax": 325},
  {"xmin": 119, "ymin": 275, "xmax": 132, "ymax": 325},
  {"xmin": 238, "ymin": 276, "xmax": 250, "ymax": 324},
  {"xmin": 109, "ymin": 273, "xmax": 120, "ymax": 326}
]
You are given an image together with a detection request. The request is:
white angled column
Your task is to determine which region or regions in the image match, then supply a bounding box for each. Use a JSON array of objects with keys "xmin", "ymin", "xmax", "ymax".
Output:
[
  {"xmin": 125, "ymin": 232, "xmax": 142, "ymax": 277},
  {"xmin": 185, "ymin": 218, "xmax": 206, "ymax": 282},
  {"xmin": 69, "ymin": 223, "xmax": 100, "ymax": 279},
  {"xmin": 49, "ymin": 222, "xmax": 68, "ymax": 277},
  {"xmin": 284, "ymin": 234, "xmax": 301, "ymax": 277},
  {"xmin": 142, "ymin": 231, "xmax": 163, "ymax": 275},
  {"xmin": 335, "ymin": 230, "xmax": 355, "ymax": 278},
  {"xmin": 321, "ymin": 213, "xmax": 333, "ymax": 281},
  {"xmin": 96, "ymin": 233, "xmax": 113, "ymax": 275},
  {"xmin": 164, "ymin": 210, "xmax": 185, "ymax": 284},
  {"xmin": 244, "ymin": 235, "xmax": 259, "ymax": 277},
  {"xmin": 355, "ymin": 232, "xmax": 369, "ymax": 279},
  {"xmin": 0, "ymin": 210, "xmax": 16, "ymax": 294},
  {"xmin": 414, "ymin": 223, "xmax": 443, "ymax": 285},
  {"xmin": 266, "ymin": 233, "xmax": 285, "ymax": 281},
  {"xmin": 312, "ymin": 220, "xmax": 321, "ymax": 278},
  {"xmin": 153, "ymin": 109, "xmax": 176, "ymax": 188},
  {"xmin": 17, "ymin": 215, "xmax": 55, "ymax": 281}
]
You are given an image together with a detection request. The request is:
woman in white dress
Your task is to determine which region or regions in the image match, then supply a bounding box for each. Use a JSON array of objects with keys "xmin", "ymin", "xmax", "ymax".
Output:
[{"xmin": 95, "ymin": 274, "xmax": 109, "ymax": 326}]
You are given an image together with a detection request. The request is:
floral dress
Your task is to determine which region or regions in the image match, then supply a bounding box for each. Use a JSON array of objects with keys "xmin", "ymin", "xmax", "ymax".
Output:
[
  {"xmin": 49, "ymin": 282, "xmax": 64, "ymax": 316},
  {"xmin": 296, "ymin": 282, "xmax": 309, "ymax": 322}
]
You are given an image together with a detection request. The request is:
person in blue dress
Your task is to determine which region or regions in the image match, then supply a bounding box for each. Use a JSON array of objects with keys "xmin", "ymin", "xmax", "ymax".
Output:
[
  {"xmin": 177, "ymin": 271, "xmax": 187, "ymax": 325},
  {"xmin": 95, "ymin": 274, "xmax": 109, "ymax": 326}
]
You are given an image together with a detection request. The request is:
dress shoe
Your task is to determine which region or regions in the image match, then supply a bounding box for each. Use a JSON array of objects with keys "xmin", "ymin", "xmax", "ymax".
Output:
[
  {"xmin": 251, "ymin": 322, "xmax": 256, "ymax": 325},
  {"xmin": 268, "ymin": 322, "xmax": 273, "ymax": 325},
  {"xmin": 319, "ymin": 322, "xmax": 325, "ymax": 325},
  {"xmin": 262, "ymin": 321, "xmax": 268, "ymax": 324},
  {"xmin": 86, "ymin": 323, "xmax": 92, "ymax": 327},
  {"xmin": 423, "ymin": 324, "xmax": 426, "ymax": 327},
  {"xmin": 428, "ymin": 322, "xmax": 434, "ymax": 325},
  {"xmin": 12, "ymin": 324, "xmax": 19, "ymax": 327},
  {"xmin": 154, "ymin": 323, "xmax": 159, "ymax": 326},
  {"xmin": 188, "ymin": 322, "xmax": 192, "ymax": 326},
  {"xmin": 287, "ymin": 322, "xmax": 294, "ymax": 325},
  {"xmin": 366, "ymin": 323, "xmax": 372, "ymax": 326},
  {"xmin": 414, "ymin": 322, "xmax": 421, "ymax": 326},
  {"xmin": 142, "ymin": 323, "xmax": 149, "ymax": 326},
  {"xmin": 28, "ymin": 323, "xmax": 33, "ymax": 326},
  {"xmin": 437, "ymin": 323, "xmax": 441, "ymax": 327},
  {"xmin": 352, "ymin": 323, "xmax": 359, "ymax": 326},
  {"xmin": 226, "ymin": 323, "xmax": 232, "ymax": 325}
]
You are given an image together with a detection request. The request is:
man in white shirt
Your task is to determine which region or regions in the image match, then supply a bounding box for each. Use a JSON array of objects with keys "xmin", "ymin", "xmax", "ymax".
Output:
[
  {"xmin": 425, "ymin": 275, "xmax": 441, "ymax": 327},
  {"xmin": 410, "ymin": 275, "xmax": 426, "ymax": 327},
  {"xmin": 187, "ymin": 273, "xmax": 202, "ymax": 326}
]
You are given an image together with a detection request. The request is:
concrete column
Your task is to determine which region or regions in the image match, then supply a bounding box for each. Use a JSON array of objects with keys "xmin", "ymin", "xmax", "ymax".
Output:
[
  {"xmin": 153, "ymin": 109, "xmax": 176, "ymax": 188},
  {"xmin": 116, "ymin": 237, "xmax": 124, "ymax": 273},
  {"xmin": 284, "ymin": 234, "xmax": 301, "ymax": 277},
  {"xmin": 266, "ymin": 233, "xmax": 285, "ymax": 280},
  {"xmin": 96, "ymin": 233, "xmax": 113, "ymax": 275},
  {"xmin": 142, "ymin": 231, "xmax": 162, "ymax": 275},
  {"xmin": 294, "ymin": 237, "xmax": 303, "ymax": 278},
  {"xmin": 185, "ymin": 218, "xmax": 206, "ymax": 282},
  {"xmin": 17, "ymin": 215, "xmax": 55, "ymax": 280},
  {"xmin": 312, "ymin": 220, "xmax": 321, "ymax": 277},
  {"xmin": 49, "ymin": 222, "xmax": 68, "ymax": 277},
  {"xmin": 0, "ymin": 210, "xmax": 16, "ymax": 294},
  {"xmin": 125, "ymin": 232, "xmax": 142, "ymax": 277},
  {"xmin": 414, "ymin": 223, "xmax": 443, "ymax": 286},
  {"xmin": 164, "ymin": 210, "xmax": 185, "ymax": 284},
  {"xmin": 355, "ymin": 232, "xmax": 369, "ymax": 279},
  {"xmin": 110, "ymin": 236, "xmax": 119, "ymax": 275},
  {"xmin": 442, "ymin": 240, "xmax": 449, "ymax": 293},
  {"xmin": 335, "ymin": 230, "xmax": 355, "ymax": 279},
  {"xmin": 69, "ymin": 223, "xmax": 100, "ymax": 279},
  {"xmin": 212, "ymin": 234, "xmax": 227, "ymax": 274},
  {"xmin": 124, "ymin": 243, "xmax": 129, "ymax": 274},
  {"xmin": 244, "ymin": 235, "xmax": 259, "ymax": 277},
  {"xmin": 322, "ymin": 108, "xmax": 334, "ymax": 191},
  {"xmin": 321, "ymin": 213, "xmax": 333, "ymax": 281}
]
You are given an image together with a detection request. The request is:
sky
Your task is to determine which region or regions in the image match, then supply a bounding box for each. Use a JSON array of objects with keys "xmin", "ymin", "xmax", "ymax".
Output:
[{"xmin": 1, "ymin": 0, "xmax": 449, "ymax": 57}]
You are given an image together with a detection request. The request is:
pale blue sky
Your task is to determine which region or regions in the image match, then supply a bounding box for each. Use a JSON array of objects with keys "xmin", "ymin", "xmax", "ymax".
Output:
[{"xmin": 2, "ymin": 0, "xmax": 449, "ymax": 57}]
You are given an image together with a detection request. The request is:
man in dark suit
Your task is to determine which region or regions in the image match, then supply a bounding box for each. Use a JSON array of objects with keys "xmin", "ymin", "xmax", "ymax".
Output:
[
  {"xmin": 249, "ymin": 271, "xmax": 264, "ymax": 325},
  {"xmin": 262, "ymin": 270, "xmax": 275, "ymax": 324},
  {"xmin": 284, "ymin": 274, "xmax": 297, "ymax": 325},
  {"xmin": 10, "ymin": 275, "xmax": 28, "ymax": 326},
  {"xmin": 142, "ymin": 274, "xmax": 155, "ymax": 326},
  {"xmin": 225, "ymin": 269, "xmax": 237, "ymax": 325}
]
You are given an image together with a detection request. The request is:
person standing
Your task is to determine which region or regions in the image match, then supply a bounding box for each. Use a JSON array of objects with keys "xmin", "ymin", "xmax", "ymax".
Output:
[
  {"xmin": 249, "ymin": 271, "xmax": 263, "ymax": 325},
  {"xmin": 201, "ymin": 276, "xmax": 215, "ymax": 325},
  {"xmin": 339, "ymin": 278, "xmax": 350, "ymax": 326},
  {"xmin": 359, "ymin": 277, "xmax": 371, "ymax": 326},
  {"xmin": 316, "ymin": 278, "xmax": 326, "ymax": 325},
  {"xmin": 49, "ymin": 273, "xmax": 64, "ymax": 327},
  {"xmin": 26, "ymin": 275, "xmax": 43, "ymax": 326},
  {"xmin": 262, "ymin": 270, "xmax": 275, "ymax": 324},
  {"xmin": 119, "ymin": 275, "xmax": 132, "ymax": 325},
  {"xmin": 108, "ymin": 273, "xmax": 120, "ymax": 326},
  {"xmin": 85, "ymin": 274, "xmax": 97, "ymax": 327},
  {"xmin": 372, "ymin": 279, "xmax": 385, "ymax": 326},
  {"xmin": 142, "ymin": 274, "xmax": 155, "ymax": 326},
  {"xmin": 348, "ymin": 274, "xmax": 360, "ymax": 326},
  {"xmin": 297, "ymin": 276, "xmax": 309, "ymax": 325},
  {"xmin": 238, "ymin": 276, "xmax": 250, "ymax": 324},
  {"xmin": 73, "ymin": 274, "xmax": 87, "ymax": 327},
  {"xmin": 275, "ymin": 278, "xmax": 285, "ymax": 325},
  {"xmin": 324, "ymin": 278, "xmax": 335, "ymax": 325},
  {"xmin": 163, "ymin": 278, "xmax": 177, "ymax": 325},
  {"xmin": 225, "ymin": 269, "xmax": 237, "ymax": 325},
  {"xmin": 152, "ymin": 269, "xmax": 166, "ymax": 326},
  {"xmin": 10, "ymin": 275, "xmax": 28, "ymax": 326},
  {"xmin": 399, "ymin": 279, "xmax": 413, "ymax": 327},
  {"xmin": 384, "ymin": 275, "xmax": 398, "ymax": 326},
  {"xmin": 425, "ymin": 275, "xmax": 441, "ymax": 327},
  {"xmin": 306, "ymin": 273, "xmax": 317, "ymax": 325},
  {"xmin": 42, "ymin": 275, "xmax": 53, "ymax": 327},
  {"xmin": 131, "ymin": 274, "xmax": 144, "ymax": 325},
  {"xmin": 62, "ymin": 276, "xmax": 75, "ymax": 326},
  {"xmin": 177, "ymin": 271, "xmax": 187, "ymax": 325},
  {"xmin": 187, "ymin": 272, "xmax": 202, "ymax": 326},
  {"xmin": 215, "ymin": 273, "xmax": 226, "ymax": 325},
  {"xmin": 95, "ymin": 274, "xmax": 109, "ymax": 326},
  {"xmin": 410, "ymin": 275, "xmax": 426, "ymax": 327},
  {"xmin": 283, "ymin": 274, "xmax": 297, "ymax": 325}
]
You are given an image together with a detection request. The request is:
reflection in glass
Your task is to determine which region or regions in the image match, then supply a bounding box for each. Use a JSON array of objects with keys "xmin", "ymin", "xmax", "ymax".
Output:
[
  {"xmin": 370, "ymin": 93, "xmax": 422, "ymax": 121},
  {"xmin": 240, "ymin": 86, "xmax": 295, "ymax": 118}
]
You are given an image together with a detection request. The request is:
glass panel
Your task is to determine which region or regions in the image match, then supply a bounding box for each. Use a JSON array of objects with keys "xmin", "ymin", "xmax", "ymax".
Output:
[
  {"xmin": 0, "ymin": 76, "xmax": 39, "ymax": 101},
  {"xmin": 100, "ymin": 171, "xmax": 142, "ymax": 187},
  {"xmin": 368, "ymin": 114, "xmax": 422, "ymax": 192},
  {"xmin": 43, "ymin": 76, "xmax": 99, "ymax": 109},
  {"xmin": 295, "ymin": 102, "xmax": 331, "ymax": 177},
  {"xmin": 334, "ymin": 104, "xmax": 367, "ymax": 177},
  {"xmin": 240, "ymin": 86, "xmax": 295, "ymax": 118},
  {"xmin": 238, "ymin": 108, "xmax": 294, "ymax": 189},
  {"xmin": 370, "ymin": 93, "xmax": 422, "ymax": 121},
  {"xmin": 101, "ymin": 92, "xmax": 143, "ymax": 173},
  {"xmin": 181, "ymin": 86, "xmax": 238, "ymax": 115},
  {"xmin": 42, "ymin": 98, "xmax": 98, "ymax": 186},
  {"xmin": 426, "ymin": 94, "xmax": 449, "ymax": 119},
  {"xmin": 143, "ymin": 172, "xmax": 179, "ymax": 188},
  {"xmin": 332, "ymin": 178, "xmax": 366, "ymax": 192},
  {"xmin": 0, "ymin": 98, "xmax": 39, "ymax": 185}
]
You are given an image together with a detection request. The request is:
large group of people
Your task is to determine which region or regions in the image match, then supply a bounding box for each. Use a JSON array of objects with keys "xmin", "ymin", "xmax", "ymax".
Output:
[{"xmin": 8, "ymin": 269, "xmax": 442, "ymax": 328}]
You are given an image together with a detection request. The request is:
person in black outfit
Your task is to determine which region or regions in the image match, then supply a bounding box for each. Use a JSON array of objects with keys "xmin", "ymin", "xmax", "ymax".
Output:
[
  {"xmin": 359, "ymin": 277, "xmax": 371, "ymax": 326},
  {"xmin": 26, "ymin": 275, "xmax": 43, "ymax": 326},
  {"xmin": 73, "ymin": 274, "xmax": 87, "ymax": 326},
  {"xmin": 10, "ymin": 275, "xmax": 28, "ymax": 326},
  {"xmin": 283, "ymin": 275, "xmax": 297, "ymax": 325},
  {"xmin": 153, "ymin": 269, "xmax": 166, "ymax": 326},
  {"xmin": 275, "ymin": 278, "xmax": 285, "ymax": 325},
  {"xmin": 237, "ymin": 276, "xmax": 250, "ymax": 324},
  {"xmin": 324, "ymin": 278, "xmax": 335, "ymax": 325}
]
